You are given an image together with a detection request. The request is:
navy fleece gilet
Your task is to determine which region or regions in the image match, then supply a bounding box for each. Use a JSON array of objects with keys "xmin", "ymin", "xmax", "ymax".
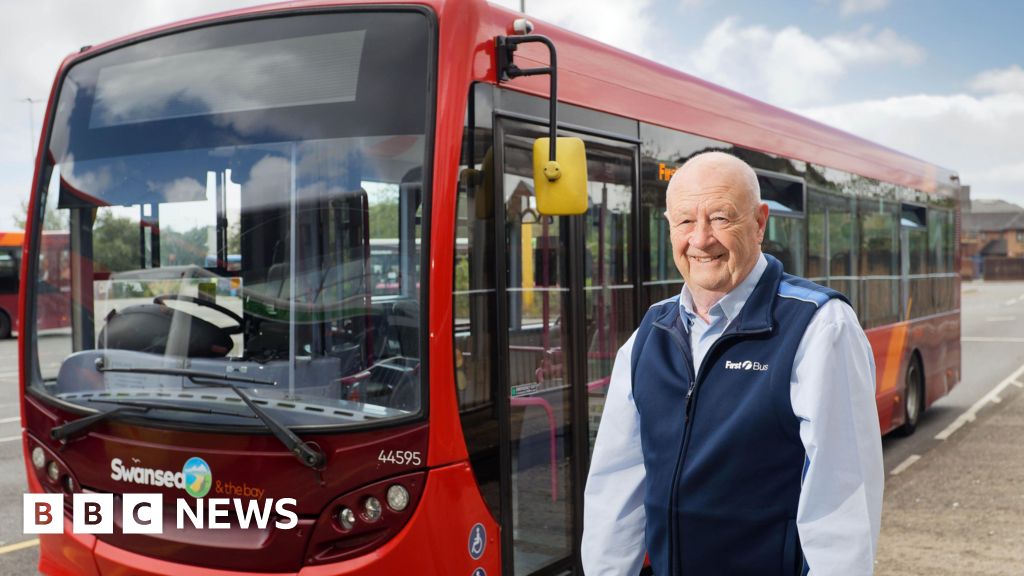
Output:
[{"xmin": 630, "ymin": 255, "xmax": 848, "ymax": 576}]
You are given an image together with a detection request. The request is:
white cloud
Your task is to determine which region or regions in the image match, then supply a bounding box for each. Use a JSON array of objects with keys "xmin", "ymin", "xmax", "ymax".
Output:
[
  {"xmin": 683, "ymin": 18, "xmax": 923, "ymax": 107},
  {"xmin": 822, "ymin": 27, "xmax": 923, "ymax": 66},
  {"xmin": 840, "ymin": 0, "xmax": 891, "ymax": 17},
  {"xmin": 491, "ymin": 0, "xmax": 661, "ymax": 59},
  {"xmin": 800, "ymin": 82, "xmax": 1024, "ymax": 204},
  {"xmin": 969, "ymin": 64, "xmax": 1024, "ymax": 95}
]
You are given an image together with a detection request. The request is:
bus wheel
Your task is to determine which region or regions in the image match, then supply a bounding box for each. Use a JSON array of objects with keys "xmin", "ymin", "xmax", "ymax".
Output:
[
  {"xmin": 896, "ymin": 355, "xmax": 924, "ymax": 437},
  {"xmin": 0, "ymin": 311, "xmax": 10, "ymax": 339}
]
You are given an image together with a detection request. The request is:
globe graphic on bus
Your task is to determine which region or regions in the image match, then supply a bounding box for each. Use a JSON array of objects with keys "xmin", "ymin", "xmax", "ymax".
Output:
[{"xmin": 182, "ymin": 457, "xmax": 212, "ymax": 498}]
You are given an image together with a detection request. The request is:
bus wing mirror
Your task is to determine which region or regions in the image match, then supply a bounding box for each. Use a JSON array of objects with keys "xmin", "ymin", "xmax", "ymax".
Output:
[{"xmin": 533, "ymin": 137, "xmax": 587, "ymax": 215}]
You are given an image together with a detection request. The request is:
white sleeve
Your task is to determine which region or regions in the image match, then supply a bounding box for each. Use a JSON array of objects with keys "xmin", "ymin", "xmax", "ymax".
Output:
[
  {"xmin": 582, "ymin": 331, "xmax": 647, "ymax": 576},
  {"xmin": 792, "ymin": 299, "xmax": 884, "ymax": 576}
]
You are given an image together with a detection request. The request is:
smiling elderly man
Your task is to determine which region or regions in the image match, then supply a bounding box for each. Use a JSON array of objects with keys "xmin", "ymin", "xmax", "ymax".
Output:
[{"xmin": 582, "ymin": 152, "xmax": 883, "ymax": 576}]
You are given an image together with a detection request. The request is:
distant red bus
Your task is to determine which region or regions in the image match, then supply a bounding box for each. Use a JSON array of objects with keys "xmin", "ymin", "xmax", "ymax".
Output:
[
  {"xmin": 21, "ymin": 1, "xmax": 958, "ymax": 575},
  {"xmin": 0, "ymin": 231, "xmax": 69, "ymax": 338}
]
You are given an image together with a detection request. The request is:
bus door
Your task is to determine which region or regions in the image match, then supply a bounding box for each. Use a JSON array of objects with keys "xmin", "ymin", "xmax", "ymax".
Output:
[{"xmin": 494, "ymin": 118, "xmax": 637, "ymax": 575}]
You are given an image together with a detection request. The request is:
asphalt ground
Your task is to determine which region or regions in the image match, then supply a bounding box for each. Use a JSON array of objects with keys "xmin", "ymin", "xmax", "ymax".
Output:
[{"xmin": 0, "ymin": 282, "xmax": 1021, "ymax": 574}]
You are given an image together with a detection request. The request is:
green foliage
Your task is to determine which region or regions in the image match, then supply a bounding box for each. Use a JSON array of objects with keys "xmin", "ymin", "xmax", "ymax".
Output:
[
  {"xmin": 93, "ymin": 212, "xmax": 141, "ymax": 273},
  {"xmin": 369, "ymin": 200, "xmax": 399, "ymax": 238},
  {"xmin": 92, "ymin": 212, "xmax": 215, "ymax": 272},
  {"xmin": 161, "ymin": 227, "xmax": 209, "ymax": 267}
]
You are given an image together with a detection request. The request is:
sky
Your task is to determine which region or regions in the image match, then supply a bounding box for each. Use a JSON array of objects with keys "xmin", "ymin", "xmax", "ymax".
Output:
[{"xmin": 2, "ymin": 0, "xmax": 1024, "ymax": 230}]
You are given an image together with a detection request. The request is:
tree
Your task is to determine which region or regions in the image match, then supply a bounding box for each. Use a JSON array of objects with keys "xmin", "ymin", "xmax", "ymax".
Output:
[
  {"xmin": 369, "ymin": 200, "xmax": 400, "ymax": 238},
  {"xmin": 13, "ymin": 199, "xmax": 68, "ymax": 231},
  {"xmin": 92, "ymin": 212, "xmax": 141, "ymax": 273}
]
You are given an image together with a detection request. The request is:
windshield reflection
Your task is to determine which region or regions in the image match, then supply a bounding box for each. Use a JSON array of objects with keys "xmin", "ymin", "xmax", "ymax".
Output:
[{"xmin": 32, "ymin": 10, "xmax": 431, "ymax": 429}]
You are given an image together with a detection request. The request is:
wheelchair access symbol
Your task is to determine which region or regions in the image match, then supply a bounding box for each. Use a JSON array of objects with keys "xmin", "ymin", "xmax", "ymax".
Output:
[
  {"xmin": 472, "ymin": 569, "xmax": 486, "ymax": 576},
  {"xmin": 468, "ymin": 523, "xmax": 486, "ymax": 560}
]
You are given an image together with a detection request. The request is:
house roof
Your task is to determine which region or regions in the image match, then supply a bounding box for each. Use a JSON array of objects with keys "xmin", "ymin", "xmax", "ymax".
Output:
[{"xmin": 963, "ymin": 199, "xmax": 1024, "ymax": 233}]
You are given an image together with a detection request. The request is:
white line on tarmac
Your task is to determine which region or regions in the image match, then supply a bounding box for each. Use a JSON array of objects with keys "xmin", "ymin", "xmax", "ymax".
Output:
[
  {"xmin": 985, "ymin": 316, "xmax": 1016, "ymax": 322},
  {"xmin": 962, "ymin": 337, "xmax": 1024, "ymax": 343},
  {"xmin": 890, "ymin": 454, "xmax": 921, "ymax": 476},
  {"xmin": 935, "ymin": 362, "xmax": 1024, "ymax": 441},
  {"xmin": 0, "ymin": 416, "xmax": 20, "ymax": 424},
  {"xmin": 0, "ymin": 434, "xmax": 21, "ymax": 443}
]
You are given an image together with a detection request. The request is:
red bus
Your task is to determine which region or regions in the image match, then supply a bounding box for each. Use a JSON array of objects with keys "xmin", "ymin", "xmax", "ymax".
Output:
[
  {"xmin": 0, "ymin": 231, "xmax": 70, "ymax": 339},
  {"xmin": 0, "ymin": 231, "xmax": 22, "ymax": 338},
  {"xmin": 21, "ymin": 1, "xmax": 959, "ymax": 575}
]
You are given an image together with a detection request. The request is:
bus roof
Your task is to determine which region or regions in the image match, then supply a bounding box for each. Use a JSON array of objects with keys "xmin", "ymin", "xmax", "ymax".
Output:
[
  {"xmin": 63, "ymin": 0, "xmax": 955, "ymax": 193},
  {"xmin": 0, "ymin": 232, "xmax": 24, "ymax": 248}
]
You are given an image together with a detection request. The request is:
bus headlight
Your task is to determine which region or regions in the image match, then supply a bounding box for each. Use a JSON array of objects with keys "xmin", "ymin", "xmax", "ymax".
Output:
[
  {"xmin": 338, "ymin": 507, "xmax": 356, "ymax": 530},
  {"xmin": 362, "ymin": 496, "xmax": 382, "ymax": 522},
  {"xmin": 31, "ymin": 447, "xmax": 46, "ymax": 469},
  {"xmin": 386, "ymin": 484, "xmax": 409, "ymax": 511},
  {"xmin": 47, "ymin": 461, "xmax": 60, "ymax": 482}
]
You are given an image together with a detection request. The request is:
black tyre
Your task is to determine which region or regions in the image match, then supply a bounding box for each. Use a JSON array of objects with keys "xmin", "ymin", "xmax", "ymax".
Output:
[
  {"xmin": 895, "ymin": 355, "xmax": 924, "ymax": 437},
  {"xmin": 0, "ymin": 311, "xmax": 10, "ymax": 340}
]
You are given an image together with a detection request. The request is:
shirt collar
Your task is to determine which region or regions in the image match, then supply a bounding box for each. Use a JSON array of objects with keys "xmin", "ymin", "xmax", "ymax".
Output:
[{"xmin": 679, "ymin": 254, "xmax": 769, "ymax": 330}]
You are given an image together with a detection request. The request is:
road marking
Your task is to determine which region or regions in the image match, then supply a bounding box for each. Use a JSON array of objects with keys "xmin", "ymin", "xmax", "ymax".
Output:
[
  {"xmin": 0, "ymin": 539, "xmax": 38, "ymax": 556},
  {"xmin": 962, "ymin": 337, "xmax": 1024, "ymax": 343},
  {"xmin": 985, "ymin": 316, "xmax": 1016, "ymax": 322},
  {"xmin": 936, "ymin": 362, "xmax": 1024, "ymax": 441},
  {"xmin": 0, "ymin": 370, "xmax": 18, "ymax": 378},
  {"xmin": 890, "ymin": 454, "xmax": 921, "ymax": 476},
  {"xmin": 0, "ymin": 416, "xmax": 19, "ymax": 424},
  {"xmin": 0, "ymin": 435, "xmax": 21, "ymax": 443}
]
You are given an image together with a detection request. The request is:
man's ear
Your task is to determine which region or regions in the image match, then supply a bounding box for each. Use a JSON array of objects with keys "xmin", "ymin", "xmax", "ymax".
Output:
[{"xmin": 755, "ymin": 203, "xmax": 769, "ymax": 243}]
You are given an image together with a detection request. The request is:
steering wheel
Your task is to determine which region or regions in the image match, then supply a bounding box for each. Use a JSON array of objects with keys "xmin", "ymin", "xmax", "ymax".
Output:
[{"xmin": 153, "ymin": 294, "xmax": 244, "ymax": 334}]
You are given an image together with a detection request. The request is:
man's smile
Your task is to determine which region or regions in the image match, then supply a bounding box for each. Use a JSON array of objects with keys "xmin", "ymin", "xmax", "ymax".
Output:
[{"xmin": 689, "ymin": 254, "xmax": 724, "ymax": 264}]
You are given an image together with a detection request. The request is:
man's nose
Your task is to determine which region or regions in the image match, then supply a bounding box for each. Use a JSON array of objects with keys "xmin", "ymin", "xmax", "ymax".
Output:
[{"xmin": 689, "ymin": 220, "xmax": 716, "ymax": 249}]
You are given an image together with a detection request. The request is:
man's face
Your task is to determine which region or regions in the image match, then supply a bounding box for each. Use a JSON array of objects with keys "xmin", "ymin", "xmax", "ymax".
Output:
[{"xmin": 664, "ymin": 158, "xmax": 768, "ymax": 300}]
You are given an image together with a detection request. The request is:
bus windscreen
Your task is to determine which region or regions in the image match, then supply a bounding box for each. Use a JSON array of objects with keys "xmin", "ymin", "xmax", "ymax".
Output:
[{"xmin": 31, "ymin": 11, "xmax": 431, "ymax": 430}]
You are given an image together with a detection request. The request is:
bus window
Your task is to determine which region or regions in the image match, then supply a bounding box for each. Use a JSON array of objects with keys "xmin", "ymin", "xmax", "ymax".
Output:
[
  {"xmin": 858, "ymin": 197, "xmax": 900, "ymax": 327},
  {"xmin": 758, "ymin": 172, "xmax": 805, "ymax": 277}
]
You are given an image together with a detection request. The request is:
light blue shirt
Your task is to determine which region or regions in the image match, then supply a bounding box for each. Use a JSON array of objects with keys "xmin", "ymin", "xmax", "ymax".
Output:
[
  {"xmin": 582, "ymin": 254, "xmax": 883, "ymax": 576},
  {"xmin": 679, "ymin": 254, "xmax": 768, "ymax": 374}
]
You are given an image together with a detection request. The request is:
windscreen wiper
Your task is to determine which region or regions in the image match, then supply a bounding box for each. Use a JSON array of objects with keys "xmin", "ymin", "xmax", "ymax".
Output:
[
  {"xmin": 51, "ymin": 398, "xmax": 259, "ymax": 442},
  {"xmin": 96, "ymin": 361, "xmax": 325, "ymax": 470},
  {"xmin": 51, "ymin": 405, "xmax": 148, "ymax": 442},
  {"xmin": 88, "ymin": 398, "xmax": 260, "ymax": 420}
]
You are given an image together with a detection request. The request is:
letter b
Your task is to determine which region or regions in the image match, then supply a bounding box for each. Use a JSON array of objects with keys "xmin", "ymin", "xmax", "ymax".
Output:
[
  {"xmin": 23, "ymin": 494, "xmax": 64, "ymax": 534},
  {"xmin": 73, "ymin": 494, "xmax": 113, "ymax": 534}
]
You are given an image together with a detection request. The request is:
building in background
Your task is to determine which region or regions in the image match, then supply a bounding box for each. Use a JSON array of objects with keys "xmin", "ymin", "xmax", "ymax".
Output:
[{"xmin": 961, "ymin": 189, "xmax": 1024, "ymax": 279}]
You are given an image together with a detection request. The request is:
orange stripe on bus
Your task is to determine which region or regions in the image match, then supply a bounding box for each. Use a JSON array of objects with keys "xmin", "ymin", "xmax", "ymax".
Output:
[{"xmin": 879, "ymin": 297, "xmax": 913, "ymax": 395}]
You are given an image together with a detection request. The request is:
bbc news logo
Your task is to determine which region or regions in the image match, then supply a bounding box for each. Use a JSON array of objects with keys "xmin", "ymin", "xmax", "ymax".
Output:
[
  {"xmin": 724, "ymin": 359, "xmax": 769, "ymax": 371},
  {"xmin": 24, "ymin": 456, "xmax": 297, "ymax": 534},
  {"xmin": 23, "ymin": 493, "xmax": 299, "ymax": 534}
]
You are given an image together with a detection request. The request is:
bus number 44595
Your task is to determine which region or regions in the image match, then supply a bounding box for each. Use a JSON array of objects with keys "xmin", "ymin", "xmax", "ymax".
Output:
[{"xmin": 378, "ymin": 450, "xmax": 422, "ymax": 467}]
